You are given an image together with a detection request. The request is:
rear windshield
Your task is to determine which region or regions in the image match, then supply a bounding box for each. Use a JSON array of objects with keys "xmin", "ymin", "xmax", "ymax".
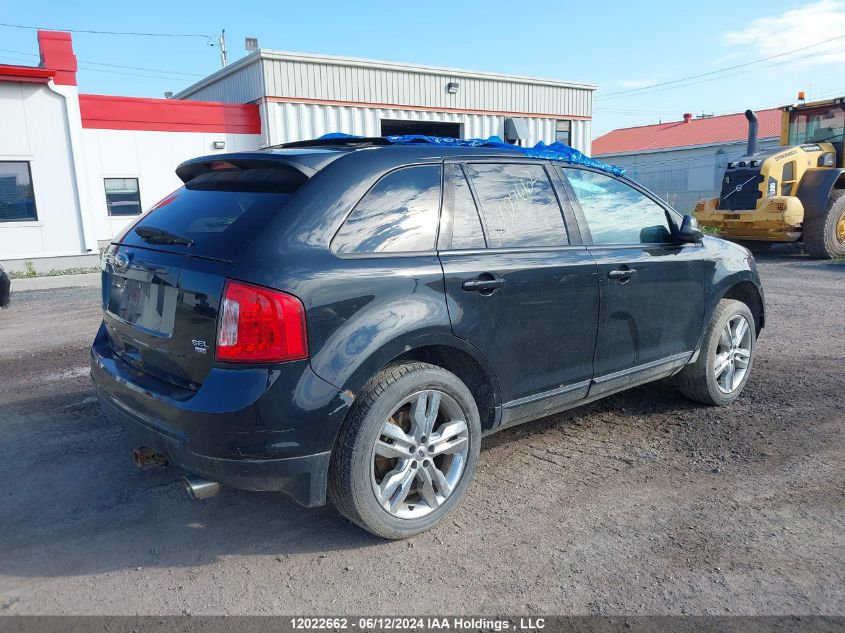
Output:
[{"xmin": 116, "ymin": 167, "xmax": 306, "ymax": 260}]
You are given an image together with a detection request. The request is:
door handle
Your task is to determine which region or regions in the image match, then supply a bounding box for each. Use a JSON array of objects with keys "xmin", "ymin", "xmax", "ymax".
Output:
[
  {"xmin": 608, "ymin": 267, "xmax": 637, "ymax": 281},
  {"xmin": 462, "ymin": 275, "xmax": 506, "ymax": 293}
]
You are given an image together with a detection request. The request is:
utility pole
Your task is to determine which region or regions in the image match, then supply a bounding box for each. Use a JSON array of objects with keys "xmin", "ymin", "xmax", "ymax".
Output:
[{"xmin": 218, "ymin": 29, "xmax": 228, "ymax": 68}]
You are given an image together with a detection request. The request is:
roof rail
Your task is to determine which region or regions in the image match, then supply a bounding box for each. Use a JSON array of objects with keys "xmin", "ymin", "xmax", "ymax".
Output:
[{"xmin": 270, "ymin": 133, "xmax": 624, "ymax": 176}]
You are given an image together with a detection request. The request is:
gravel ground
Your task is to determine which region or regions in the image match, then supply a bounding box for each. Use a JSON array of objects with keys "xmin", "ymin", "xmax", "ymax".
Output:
[{"xmin": 0, "ymin": 248, "xmax": 842, "ymax": 616}]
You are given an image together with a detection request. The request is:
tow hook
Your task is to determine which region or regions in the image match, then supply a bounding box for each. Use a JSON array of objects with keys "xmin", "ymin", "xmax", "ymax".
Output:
[{"xmin": 132, "ymin": 447, "xmax": 168, "ymax": 468}]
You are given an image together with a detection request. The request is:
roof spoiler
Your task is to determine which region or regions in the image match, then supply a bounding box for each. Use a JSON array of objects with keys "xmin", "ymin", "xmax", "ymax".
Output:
[
  {"xmin": 277, "ymin": 136, "xmax": 392, "ymax": 149},
  {"xmin": 174, "ymin": 154, "xmax": 318, "ymax": 193},
  {"xmin": 176, "ymin": 154, "xmax": 323, "ymax": 183}
]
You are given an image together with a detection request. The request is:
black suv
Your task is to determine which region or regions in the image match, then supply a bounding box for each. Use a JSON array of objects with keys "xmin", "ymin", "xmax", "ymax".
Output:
[
  {"xmin": 91, "ymin": 138, "xmax": 764, "ymax": 538},
  {"xmin": 0, "ymin": 263, "xmax": 10, "ymax": 308}
]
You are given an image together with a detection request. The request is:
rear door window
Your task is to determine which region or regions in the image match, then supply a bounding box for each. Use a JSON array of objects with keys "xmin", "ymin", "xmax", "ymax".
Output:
[
  {"xmin": 463, "ymin": 163, "xmax": 569, "ymax": 248},
  {"xmin": 562, "ymin": 168, "xmax": 674, "ymax": 245},
  {"xmin": 333, "ymin": 164, "xmax": 441, "ymax": 254},
  {"xmin": 443, "ymin": 163, "xmax": 486, "ymax": 250}
]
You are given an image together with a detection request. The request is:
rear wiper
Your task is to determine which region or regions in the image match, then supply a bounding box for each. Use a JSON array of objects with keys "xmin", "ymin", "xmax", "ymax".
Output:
[{"xmin": 134, "ymin": 226, "xmax": 194, "ymax": 246}]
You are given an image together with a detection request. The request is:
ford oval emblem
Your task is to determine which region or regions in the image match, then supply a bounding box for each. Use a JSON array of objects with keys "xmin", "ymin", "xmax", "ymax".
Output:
[{"xmin": 113, "ymin": 252, "xmax": 131, "ymax": 273}]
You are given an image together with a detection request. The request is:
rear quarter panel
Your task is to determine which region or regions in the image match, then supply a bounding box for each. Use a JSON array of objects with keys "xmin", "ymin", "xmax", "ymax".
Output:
[
  {"xmin": 294, "ymin": 254, "xmax": 454, "ymax": 394},
  {"xmin": 229, "ymin": 149, "xmax": 462, "ymax": 397}
]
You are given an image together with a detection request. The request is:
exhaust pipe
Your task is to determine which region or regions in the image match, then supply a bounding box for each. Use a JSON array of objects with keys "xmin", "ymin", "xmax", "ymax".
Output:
[
  {"xmin": 745, "ymin": 109, "xmax": 759, "ymax": 156},
  {"xmin": 182, "ymin": 476, "xmax": 220, "ymax": 500},
  {"xmin": 132, "ymin": 447, "xmax": 168, "ymax": 468}
]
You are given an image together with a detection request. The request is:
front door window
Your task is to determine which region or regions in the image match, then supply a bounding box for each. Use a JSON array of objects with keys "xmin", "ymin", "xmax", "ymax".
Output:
[{"xmin": 563, "ymin": 168, "xmax": 673, "ymax": 245}]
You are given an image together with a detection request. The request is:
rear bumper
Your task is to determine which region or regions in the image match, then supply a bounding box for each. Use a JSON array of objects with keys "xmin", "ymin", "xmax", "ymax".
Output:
[
  {"xmin": 95, "ymin": 384, "xmax": 331, "ymax": 506},
  {"xmin": 90, "ymin": 322, "xmax": 349, "ymax": 507}
]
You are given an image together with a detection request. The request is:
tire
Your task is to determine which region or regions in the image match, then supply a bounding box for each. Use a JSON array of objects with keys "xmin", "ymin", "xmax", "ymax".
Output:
[
  {"xmin": 674, "ymin": 299, "xmax": 756, "ymax": 406},
  {"xmin": 328, "ymin": 362, "xmax": 481, "ymax": 539},
  {"xmin": 804, "ymin": 189, "xmax": 845, "ymax": 259}
]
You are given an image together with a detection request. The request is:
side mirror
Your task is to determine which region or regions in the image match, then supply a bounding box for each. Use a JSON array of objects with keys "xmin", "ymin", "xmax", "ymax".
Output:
[{"xmin": 678, "ymin": 214, "xmax": 704, "ymax": 243}]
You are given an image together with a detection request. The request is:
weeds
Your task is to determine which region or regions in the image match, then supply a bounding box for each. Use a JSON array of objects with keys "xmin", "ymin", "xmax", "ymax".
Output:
[{"xmin": 8, "ymin": 263, "xmax": 100, "ymax": 280}]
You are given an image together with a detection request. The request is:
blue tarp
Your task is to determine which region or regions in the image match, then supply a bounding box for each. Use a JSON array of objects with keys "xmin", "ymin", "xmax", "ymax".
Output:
[{"xmin": 316, "ymin": 133, "xmax": 624, "ymax": 176}]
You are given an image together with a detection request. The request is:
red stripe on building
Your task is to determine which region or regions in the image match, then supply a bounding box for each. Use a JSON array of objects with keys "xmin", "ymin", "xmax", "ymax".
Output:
[
  {"xmin": 0, "ymin": 64, "xmax": 56, "ymax": 84},
  {"xmin": 79, "ymin": 94, "xmax": 262, "ymax": 134}
]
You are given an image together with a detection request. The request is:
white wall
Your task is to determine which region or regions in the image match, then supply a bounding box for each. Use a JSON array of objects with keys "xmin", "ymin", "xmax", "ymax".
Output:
[
  {"xmin": 261, "ymin": 100, "xmax": 592, "ymax": 154},
  {"xmin": 81, "ymin": 129, "xmax": 262, "ymax": 243},
  {"xmin": 0, "ymin": 82, "xmax": 87, "ymax": 260},
  {"xmin": 0, "ymin": 81, "xmax": 262, "ymax": 261}
]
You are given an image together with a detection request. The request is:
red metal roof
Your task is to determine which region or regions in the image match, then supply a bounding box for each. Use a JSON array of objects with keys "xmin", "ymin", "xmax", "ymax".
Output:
[
  {"xmin": 79, "ymin": 94, "xmax": 262, "ymax": 134},
  {"xmin": 592, "ymin": 109, "xmax": 782, "ymax": 156},
  {"xmin": 0, "ymin": 64, "xmax": 56, "ymax": 84}
]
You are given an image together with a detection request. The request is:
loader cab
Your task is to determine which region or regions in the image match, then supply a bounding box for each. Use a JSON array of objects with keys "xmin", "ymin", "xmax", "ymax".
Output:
[{"xmin": 785, "ymin": 101, "xmax": 845, "ymax": 167}]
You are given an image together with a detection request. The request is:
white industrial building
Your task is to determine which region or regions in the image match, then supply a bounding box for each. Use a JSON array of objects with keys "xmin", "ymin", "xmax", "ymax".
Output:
[
  {"xmin": 174, "ymin": 48, "xmax": 595, "ymax": 151},
  {"xmin": 0, "ymin": 30, "xmax": 595, "ymax": 272}
]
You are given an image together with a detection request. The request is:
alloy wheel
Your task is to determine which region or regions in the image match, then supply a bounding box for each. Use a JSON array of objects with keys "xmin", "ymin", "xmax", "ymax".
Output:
[
  {"xmin": 370, "ymin": 390, "xmax": 469, "ymax": 519},
  {"xmin": 714, "ymin": 315, "xmax": 753, "ymax": 394}
]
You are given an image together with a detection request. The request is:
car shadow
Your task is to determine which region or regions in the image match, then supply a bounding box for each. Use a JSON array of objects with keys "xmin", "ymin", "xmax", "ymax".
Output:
[
  {"xmin": 0, "ymin": 368, "xmax": 754, "ymax": 580},
  {"xmin": 0, "ymin": 390, "xmax": 382, "ymax": 580}
]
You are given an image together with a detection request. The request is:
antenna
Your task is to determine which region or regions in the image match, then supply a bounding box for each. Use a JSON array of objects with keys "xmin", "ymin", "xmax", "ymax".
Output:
[{"xmin": 218, "ymin": 29, "xmax": 227, "ymax": 67}]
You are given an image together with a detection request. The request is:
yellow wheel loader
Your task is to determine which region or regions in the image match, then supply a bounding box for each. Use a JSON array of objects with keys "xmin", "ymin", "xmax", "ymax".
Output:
[{"xmin": 694, "ymin": 97, "xmax": 845, "ymax": 259}]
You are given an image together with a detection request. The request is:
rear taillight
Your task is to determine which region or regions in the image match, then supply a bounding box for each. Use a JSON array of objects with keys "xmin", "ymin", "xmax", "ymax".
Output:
[{"xmin": 215, "ymin": 280, "xmax": 308, "ymax": 363}]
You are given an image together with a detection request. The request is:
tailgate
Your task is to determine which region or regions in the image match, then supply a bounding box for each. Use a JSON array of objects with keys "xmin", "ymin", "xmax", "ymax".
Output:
[
  {"xmin": 101, "ymin": 244, "xmax": 229, "ymax": 390},
  {"xmin": 101, "ymin": 152, "xmax": 324, "ymax": 390},
  {"xmin": 102, "ymin": 153, "xmax": 327, "ymax": 390}
]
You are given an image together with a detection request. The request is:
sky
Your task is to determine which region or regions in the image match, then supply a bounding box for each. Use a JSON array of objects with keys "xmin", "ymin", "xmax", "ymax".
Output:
[{"xmin": 1, "ymin": 0, "xmax": 844, "ymax": 140}]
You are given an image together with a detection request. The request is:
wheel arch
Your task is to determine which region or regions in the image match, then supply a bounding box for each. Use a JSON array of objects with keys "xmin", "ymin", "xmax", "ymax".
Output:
[
  {"xmin": 391, "ymin": 344, "xmax": 499, "ymax": 432},
  {"xmin": 333, "ymin": 334, "xmax": 502, "ymax": 432},
  {"xmin": 796, "ymin": 168, "xmax": 845, "ymax": 221},
  {"xmin": 718, "ymin": 279, "xmax": 765, "ymax": 335}
]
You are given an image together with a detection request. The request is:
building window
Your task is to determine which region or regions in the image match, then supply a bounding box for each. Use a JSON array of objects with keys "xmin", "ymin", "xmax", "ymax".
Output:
[
  {"xmin": 0, "ymin": 161, "xmax": 37, "ymax": 222},
  {"xmin": 105, "ymin": 178, "xmax": 142, "ymax": 216},
  {"xmin": 555, "ymin": 120, "xmax": 572, "ymax": 146},
  {"xmin": 380, "ymin": 120, "xmax": 461, "ymax": 138}
]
